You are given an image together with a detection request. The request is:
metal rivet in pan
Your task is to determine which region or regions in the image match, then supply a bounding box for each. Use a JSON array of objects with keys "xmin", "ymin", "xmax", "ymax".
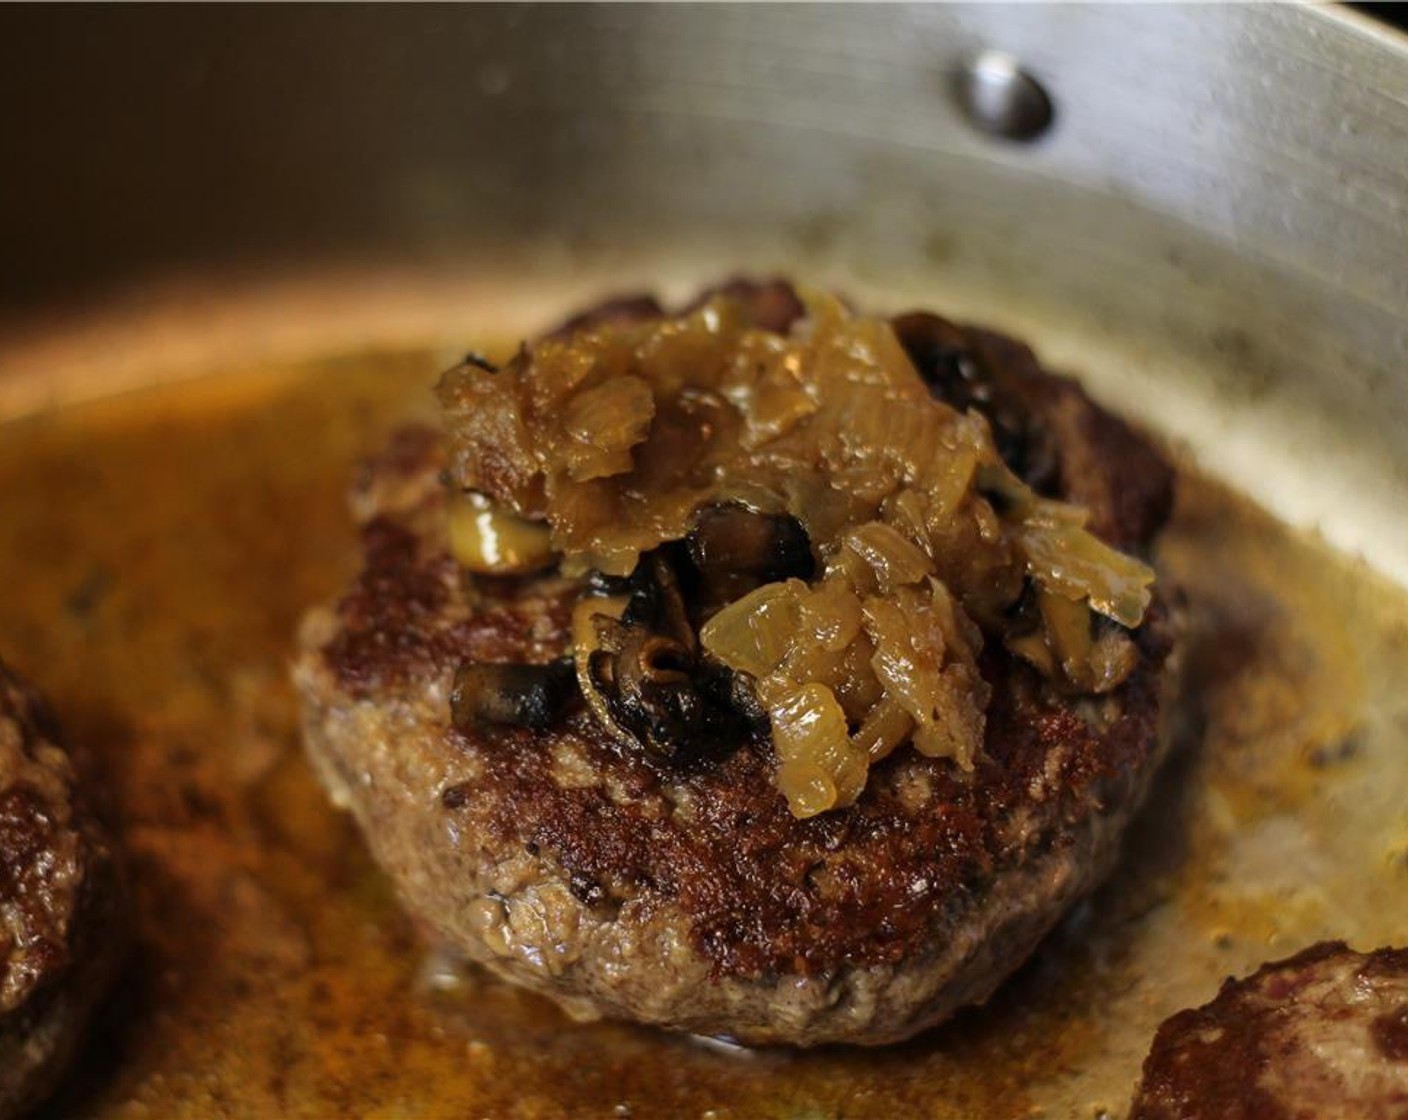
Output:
[{"xmin": 954, "ymin": 50, "xmax": 1055, "ymax": 142}]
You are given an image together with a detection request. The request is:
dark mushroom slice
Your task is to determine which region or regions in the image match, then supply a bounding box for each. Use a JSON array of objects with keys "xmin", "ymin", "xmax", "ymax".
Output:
[
  {"xmin": 589, "ymin": 621, "xmax": 703, "ymax": 763},
  {"xmin": 892, "ymin": 311, "xmax": 1047, "ymax": 486},
  {"xmin": 627, "ymin": 553, "xmax": 696, "ymax": 653},
  {"xmin": 450, "ymin": 659, "xmax": 578, "ymax": 731},
  {"xmin": 683, "ymin": 503, "xmax": 815, "ymax": 615},
  {"xmin": 695, "ymin": 658, "xmax": 769, "ymax": 739},
  {"xmin": 573, "ymin": 549, "xmax": 762, "ymax": 766}
]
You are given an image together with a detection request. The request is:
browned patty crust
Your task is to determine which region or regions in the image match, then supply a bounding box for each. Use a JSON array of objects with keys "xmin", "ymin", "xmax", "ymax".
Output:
[
  {"xmin": 297, "ymin": 282, "xmax": 1177, "ymax": 1044},
  {"xmin": 0, "ymin": 658, "xmax": 124, "ymax": 1118},
  {"xmin": 325, "ymin": 474, "xmax": 1171, "ymax": 981},
  {"xmin": 1130, "ymin": 941, "xmax": 1408, "ymax": 1120}
]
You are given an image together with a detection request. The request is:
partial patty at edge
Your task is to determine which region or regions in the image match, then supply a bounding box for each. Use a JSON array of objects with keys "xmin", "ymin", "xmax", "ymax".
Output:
[
  {"xmin": 1, "ymin": 659, "xmax": 125, "ymax": 1118},
  {"xmin": 1131, "ymin": 941, "xmax": 1408, "ymax": 1119}
]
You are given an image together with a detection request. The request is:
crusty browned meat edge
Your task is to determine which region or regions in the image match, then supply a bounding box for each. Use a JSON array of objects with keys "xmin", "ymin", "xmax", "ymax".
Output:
[
  {"xmin": 0, "ymin": 658, "xmax": 125, "ymax": 1118},
  {"xmin": 1130, "ymin": 941, "xmax": 1408, "ymax": 1120},
  {"xmin": 296, "ymin": 279, "xmax": 1179, "ymax": 1046}
]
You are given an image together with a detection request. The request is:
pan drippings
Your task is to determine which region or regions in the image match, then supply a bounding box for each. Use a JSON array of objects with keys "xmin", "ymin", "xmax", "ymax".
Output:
[{"xmin": 0, "ymin": 349, "xmax": 1403, "ymax": 1118}]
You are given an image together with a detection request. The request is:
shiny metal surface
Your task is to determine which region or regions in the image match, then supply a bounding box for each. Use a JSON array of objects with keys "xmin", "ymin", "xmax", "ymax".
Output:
[
  {"xmin": 0, "ymin": 7, "xmax": 1406, "ymax": 1116},
  {"xmin": 1, "ymin": 4, "xmax": 1404, "ymax": 579},
  {"xmin": 953, "ymin": 50, "xmax": 1056, "ymax": 142}
]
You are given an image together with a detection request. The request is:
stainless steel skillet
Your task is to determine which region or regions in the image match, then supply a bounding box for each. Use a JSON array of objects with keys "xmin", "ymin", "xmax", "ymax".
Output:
[{"xmin": 0, "ymin": 6, "xmax": 1405, "ymax": 1118}]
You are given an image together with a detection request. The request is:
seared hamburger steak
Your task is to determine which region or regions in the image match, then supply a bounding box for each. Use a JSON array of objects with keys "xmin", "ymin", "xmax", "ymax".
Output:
[
  {"xmin": 1, "ymin": 658, "xmax": 123, "ymax": 1117},
  {"xmin": 295, "ymin": 280, "xmax": 1177, "ymax": 1046},
  {"xmin": 1131, "ymin": 941, "xmax": 1408, "ymax": 1119}
]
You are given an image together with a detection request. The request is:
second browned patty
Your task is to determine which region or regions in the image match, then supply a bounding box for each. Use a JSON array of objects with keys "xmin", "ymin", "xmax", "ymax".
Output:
[
  {"xmin": 295, "ymin": 282, "xmax": 1178, "ymax": 1046},
  {"xmin": 1, "ymin": 658, "xmax": 124, "ymax": 1119},
  {"xmin": 1131, "ymin": 941, "xmax": 1408, "ymax": 1120}
]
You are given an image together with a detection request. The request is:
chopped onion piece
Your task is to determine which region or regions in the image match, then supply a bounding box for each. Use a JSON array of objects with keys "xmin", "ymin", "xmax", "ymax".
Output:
[
  {"xmin": 840, "ymin": 522, "xmax": 933, "ymax": 594},
  {"xmin": 853, "ymin": 694, "xmax": 914, "ymax": 763},
  {"xmin": 1015, "ymin": 515, "xmax": 1154, "ymax": 629},
  {"xmin": 562, "ymin": 376, "xmax": 655, "ymax": 481},
  {"xmin": 449, "ymin": 492, "xmax": 553, "ymax": 575},
  {"xmin": 766, "ymin": 681, "xmax": 868, "ymax": 818},
  {"xmin": 796, "ymin": 576, "xmax": 864, "ymax": 653},
  {"xmin": 699, "ymin": 580, "xmax": 805, "ymax": 680},
  {"xmin": 1038, "ymin": 589, "xmax": 1094, "ymax": 684},
  {"xmin": 863, "ymin": 593, "xmax": 985, "ymax": 769}
]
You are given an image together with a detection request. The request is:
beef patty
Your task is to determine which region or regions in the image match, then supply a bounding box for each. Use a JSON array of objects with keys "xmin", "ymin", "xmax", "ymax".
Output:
[
  {"xmin": 294, "ymin": 281, "xmax": 1178, "ymax": 1046},
  {"xmin": 1131, "ymin": 941, "xmax": 1408, "ymax": 1119},
  {"xmin": 1, "ymin": 658, "xmax": 124, "ymax": 1117}
]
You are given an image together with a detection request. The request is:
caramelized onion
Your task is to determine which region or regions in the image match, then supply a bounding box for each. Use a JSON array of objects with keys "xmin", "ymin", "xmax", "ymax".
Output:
[
  {"xmin": 440, "ymin": 288, "xmax": 1160, "ymax": 816},
  {"xmin": 863, "ymin": 591, "xmax": 986, "ymax": 770},
  {"xmin": 449, "ymin": 491, "xmax": 554, "ymax": 575},
  {"xmin": 765, "ymin": 681, "xmax": 868, "ymax": 818},
  {"xmin": 837, "ymin": 522, "xmax": 933, "ymax": 594},
  {"xmin": 698, "ymin": 581, "xmax": 804, "ymax": 681},
  {"xmin": 1015, "ymin": 512, "xmax": 1153, "ymax": 630},
  {"xmin": 561, "ymin": 376, "xmax": 655, "ymax": 481}
]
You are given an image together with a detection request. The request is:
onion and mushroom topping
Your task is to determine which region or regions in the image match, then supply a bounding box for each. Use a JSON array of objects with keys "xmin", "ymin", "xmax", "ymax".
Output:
[{"xmin": 437, "ymin": 290, "xmax": 1156, "ymax": 817}]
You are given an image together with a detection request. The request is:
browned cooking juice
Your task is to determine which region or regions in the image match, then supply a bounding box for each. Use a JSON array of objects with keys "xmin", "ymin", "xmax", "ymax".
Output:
[{"xmin": 0, "ymin": 350, "xmax": 1404, "ymax": 1118}]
